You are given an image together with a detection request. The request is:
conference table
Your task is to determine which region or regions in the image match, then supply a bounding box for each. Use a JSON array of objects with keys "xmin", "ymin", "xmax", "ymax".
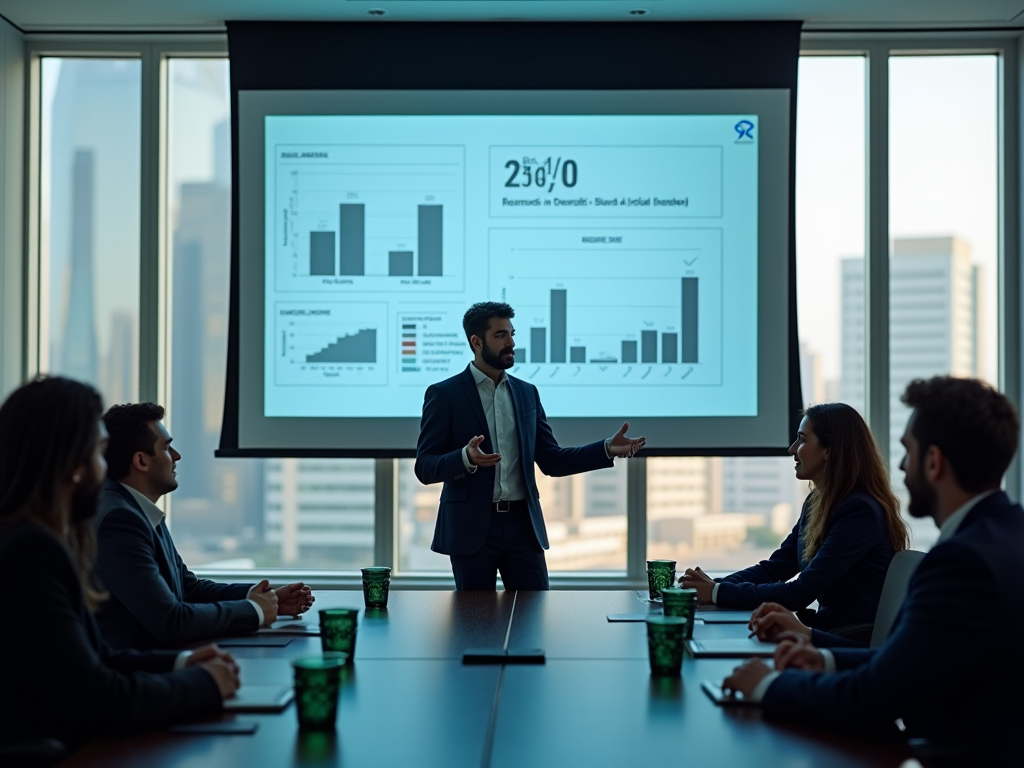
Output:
[{"xmin": 60, "ymin": 591, "xmax": 911, "ymax": 768}]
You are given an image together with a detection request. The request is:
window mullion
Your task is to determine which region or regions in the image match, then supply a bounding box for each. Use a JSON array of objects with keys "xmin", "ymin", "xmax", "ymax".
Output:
[{"xmin": 865, "ymin": 43, "xmax": 890, "ymax": 466}]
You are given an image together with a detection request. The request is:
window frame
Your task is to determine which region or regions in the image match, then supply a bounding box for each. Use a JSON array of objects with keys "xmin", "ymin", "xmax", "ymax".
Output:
[{"xmin": 20, "ymin": 32, "xmax": 1021, "ymax": 588}]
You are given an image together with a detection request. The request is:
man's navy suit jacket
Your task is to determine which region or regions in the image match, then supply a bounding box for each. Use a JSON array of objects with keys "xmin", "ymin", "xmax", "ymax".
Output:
[
  {"xmin": 415, "ymin": 366, "xmax": 613, "ymax": 557},
  {"xmin": 94, "ymin": 479, "xmax": 259, "ymax": 650},
  {"xmin": 762, "ymin": 490, "xmax": 1024, "ymax": 759}
]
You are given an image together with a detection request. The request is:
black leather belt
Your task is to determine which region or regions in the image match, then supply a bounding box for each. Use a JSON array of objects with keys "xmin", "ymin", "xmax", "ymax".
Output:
[{"xmin": 492, "ymin": 499, "xmax": 527, "ymax": 513}]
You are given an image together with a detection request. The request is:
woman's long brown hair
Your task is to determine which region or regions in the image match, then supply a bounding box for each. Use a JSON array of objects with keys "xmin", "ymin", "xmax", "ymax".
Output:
[
  {"xmin": 0, "ymin": 376, "xmax": 108, "ymax": 610},
  {"xmin": 801, "ymin": 403, "xmax": 909, "ymax": 562}
]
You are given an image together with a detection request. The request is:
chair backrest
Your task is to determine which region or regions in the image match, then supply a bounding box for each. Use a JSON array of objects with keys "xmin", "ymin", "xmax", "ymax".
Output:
[{"xmin": 869, "ymin": 549, "xmax": 927, "ymax": 648}]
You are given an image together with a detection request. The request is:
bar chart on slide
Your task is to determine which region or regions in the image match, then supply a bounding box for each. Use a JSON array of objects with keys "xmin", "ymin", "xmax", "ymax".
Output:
[
  {"xmin": 489, "ymin": 227, "xmax": 723, "ymax": 386},
  {"xmin": 273, "ymin": 144, "xmax": 465, "ymax": 292},
  {"xmin": 274, "ymin": 302, "xmax": 389, "ymax": 386}
]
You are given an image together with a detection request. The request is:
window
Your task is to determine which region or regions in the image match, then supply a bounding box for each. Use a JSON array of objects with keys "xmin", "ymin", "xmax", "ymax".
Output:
[
  {"xmin": 25, "ymin": 41, "xmax": 1014, "ymax": 582},
  {"xmin": 40, "ymin": 59, "xmax": 140, "ymax": 406},
  {"xmin": 889, "ymin": 55, "xmax": 998, "ymax": 549},
  {"xmin": 646, "ymin": 56, "xmax": 866, "ymax": 571},
  {"xmin": 164, "ymin": 59, "xmax": 374, "ymax": 569},
  {"xmin": 398, "ymin": 455, "xmax": 628, "ymax": 574}
]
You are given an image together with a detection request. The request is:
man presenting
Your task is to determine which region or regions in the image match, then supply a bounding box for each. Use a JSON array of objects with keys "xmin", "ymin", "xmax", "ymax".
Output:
[
  {"xmin": 415, "ymin": 302, "xmax": 645, "ymax": 590},
  {"xmin": 95, "ymin": 403, "xmax": 314, "ymax": 649},
  {"xmin": 722, "ymin": 376, "xmax": 1024, "ymax": 762}
]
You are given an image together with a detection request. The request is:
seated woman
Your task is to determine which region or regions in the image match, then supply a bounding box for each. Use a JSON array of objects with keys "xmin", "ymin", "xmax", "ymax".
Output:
[
  {"xmin": 0, "ymin": 377, "xmax": 239, "ymax": 751},
  {"xmin": 681, "ymin": 403, "xmax": 908, "ymax": 646}
]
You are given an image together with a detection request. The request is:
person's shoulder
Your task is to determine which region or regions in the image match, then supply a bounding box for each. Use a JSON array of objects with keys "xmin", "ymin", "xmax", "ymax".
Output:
[
  {"xmin": 507, "ymin": 373, "xmax": 538, "ymax": 397},
  {"xmin": 955, "ymin": 494, "xmax": 1024, "ymax": 552},
  {"xmin": 834, "ymin": 490, "xmax": 885, "ymax": 518},
  {"xmin": 429, "ymin": 367, "xmax": 472, "ymax": 393},
  {"xmin": 0, "ymin": 519, "xmax": 64, "ymax": 551},
  {"xmin": 96, "ymin": 483, "xmax": 151, "ymax": 533},
  {"xmin": 0, "ymin": 520, "xmax": 75, "ymax": 577}
]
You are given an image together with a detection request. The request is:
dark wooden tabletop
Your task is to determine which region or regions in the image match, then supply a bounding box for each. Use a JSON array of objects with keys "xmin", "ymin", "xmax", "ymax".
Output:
[{"xmin": 58, "ymin": 590, "xmax": 911, "ymax": 768}]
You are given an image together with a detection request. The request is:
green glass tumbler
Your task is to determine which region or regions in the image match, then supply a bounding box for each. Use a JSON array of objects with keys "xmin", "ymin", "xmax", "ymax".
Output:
[
  {"xmin": 645, "ymin": 615, "xmax": 688, "ymax": 676},
  {"xmin": 660, "ymin": 587, "xmax": 698, "ymax": 639},
  {"xmin": 646, "ymin": 559, "xmax": 677, "ymax": 600},
  {"xmin": 319, "ymin": 608, "xmax": 359, "ymax": 659},
  {"xmin": 292, "ymin": 653, "xmax": 348, "ymax": 730},
  {"xmin": 361, "ymin": 567, "xmax": 391, "ymax": 609}
]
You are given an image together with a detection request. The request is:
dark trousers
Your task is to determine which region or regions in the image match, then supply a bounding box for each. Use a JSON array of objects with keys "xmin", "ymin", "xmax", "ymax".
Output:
[{"xmin": 450, "ymin": 509, "xmax": 549, "ymax": 591}]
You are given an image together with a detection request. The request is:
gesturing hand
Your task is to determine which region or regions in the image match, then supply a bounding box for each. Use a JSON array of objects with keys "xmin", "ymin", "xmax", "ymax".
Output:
[
  {"xmin": 773, "ymin": 633, "xmax": 825, "ymax": 672},
  {"xmin": 749, "ymin": 602, "xmax": 811, "ymax": 642},
  {"xmin": 466, "ymin": 435, "xmax": 502, "ymax": 467},
  {"xmin": 276, "ymin": 582, "xmax": 315, "ymax": 617},
  {"xmin": 607, "ymin": 422, "xmax": 645, "ymax": 458}
]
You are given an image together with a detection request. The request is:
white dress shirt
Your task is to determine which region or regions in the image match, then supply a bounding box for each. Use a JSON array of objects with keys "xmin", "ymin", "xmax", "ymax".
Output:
[
  {"xmin": 461, "ymin": 363, "xmax": 527, "ymax": 502},
  {"xmin": 118, "ymin": 482, "xmax": 264, "ymax": 629},
  {"xmin": 748, "ymin": 489, "xmax": 1000, "ymax": 702}
]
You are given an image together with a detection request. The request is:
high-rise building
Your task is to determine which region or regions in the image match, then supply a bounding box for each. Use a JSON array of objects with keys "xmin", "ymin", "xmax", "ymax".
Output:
[
  {"xmin": 840, "ymin": 236, "xmax": 984, "ymax": 548},
  {"xmin": 264, "ymin": 459, "xmax": 375, "ymax": 568},
  {"xmin": 47, "ymin": 60, "xmax": 140, "ymax": 402},
  {"xmin": 60, "ymin": 149, "xmax": 98, "ymax": 384},
  {"xmin": 104, "ymin": 310, "xmax": 136, "ymax": 405},
  {"xmin": 168, "ymin": 128, "xmax": 266, "ymax": 564}
]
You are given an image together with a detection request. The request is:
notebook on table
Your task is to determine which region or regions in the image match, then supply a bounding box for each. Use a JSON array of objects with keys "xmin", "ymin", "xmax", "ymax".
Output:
[
  {"xmin": 223, "ymin": 686, "xmax": 295, "ymax": 713},
  {"xmin": 257, "ymin": 618, "xmax": 320, "ymax": 635},
  {"xmin": 217, "ymin": 636, "xmax": 295, "ymax": 648},
  {"xmin": 686, "ymin": 638, "xmax": 777, "ymax": 658},
  {"xmin": 701, "ymin": 680, "xmax": 759, "ymax": 706},
  {"xmin": 695, "ymin": 611, "xmax": 753, "ymax": 624}
]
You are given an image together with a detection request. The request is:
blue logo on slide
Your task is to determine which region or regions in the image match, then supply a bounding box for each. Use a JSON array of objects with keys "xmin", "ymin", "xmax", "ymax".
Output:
[{"xmin": 734, "ymin": 120, "xmax": 755, "ymax": 142}]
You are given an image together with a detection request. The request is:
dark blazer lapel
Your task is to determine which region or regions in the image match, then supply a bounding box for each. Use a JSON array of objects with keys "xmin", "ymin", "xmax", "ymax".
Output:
[
  {"xmin": 460, "ymin": 366, "xmax": 492, "ymax": 446},
  {"xmin": 107, "ymin": 479, "xmax": 183, "ymax": 599}
]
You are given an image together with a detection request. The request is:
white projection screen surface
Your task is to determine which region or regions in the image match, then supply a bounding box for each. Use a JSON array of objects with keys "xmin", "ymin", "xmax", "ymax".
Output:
[{"xmin": 235, "ymin": 90, "xmax": 792, "ymax": 454}]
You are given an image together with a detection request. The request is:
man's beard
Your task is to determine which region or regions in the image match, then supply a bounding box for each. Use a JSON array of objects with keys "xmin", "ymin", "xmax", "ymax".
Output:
[
  {"xmin": 904, "ymin": 468, "xmax": 938, "ymax": 520},
  {"xmin": 481, "ymin": 343, "xmax": 514, "ymax": 370},
  {"xmin": 70, "ymin": 470, "xmax": 103, "ymax": 522}
]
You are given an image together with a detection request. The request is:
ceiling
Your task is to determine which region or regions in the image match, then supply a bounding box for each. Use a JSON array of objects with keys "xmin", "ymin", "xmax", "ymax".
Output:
[{"xmin": 2, "ymin": 0, "xmax": 1023, "ymax": 33}]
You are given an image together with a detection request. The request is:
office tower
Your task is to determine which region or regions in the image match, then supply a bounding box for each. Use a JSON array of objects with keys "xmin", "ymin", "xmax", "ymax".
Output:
[
  {"xmin": 59, "ymin": 149, "xmax": 98, "ymax": 384},
  {"xmin": 395, "ymin": 460, "xmax": 630, "ymax": 572},
  {"xmin": 721, "ymin": 457, "xmax": 807, "ymax": 523},
  {"xmin": 264, "ymin": 459, "xmax": 375, "ymax": 567},
  {"xmin": 168, "ymin": 128, "xmax": 265, "ymax": 563},
  {"xmin": 540, "ymin": 464, "xmax": 628, "ymax": 570},
  {"xmin": 48, "ymin": 60, "xmax": 140, "ymax": 400},
  {"xmin": 104, "ymin": 310, "xmax": 136, "ymax": 406},
  {"xmin": 841, "ymin": 236, "xmax": 984, "ymax": 548},
  {"xmin": 647, "ymin": 457, "xmax": 754, "ymax": 559},
  {"xmin": 799, "ymin": 342, "xmax": 826, "ymax": 407},
  {"xmin": 839, "ymin": 257, "xmax": 867, "ymax": 416}
]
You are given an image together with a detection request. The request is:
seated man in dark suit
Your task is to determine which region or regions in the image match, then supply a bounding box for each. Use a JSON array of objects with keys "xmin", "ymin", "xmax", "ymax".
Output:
[
  {"xmin": 95, "ymin": 403, "xmax": 314, "ymax": 649},
  {"xmin": 723, "ymin": 376, "xmax": 1024, "ymax": 762}
]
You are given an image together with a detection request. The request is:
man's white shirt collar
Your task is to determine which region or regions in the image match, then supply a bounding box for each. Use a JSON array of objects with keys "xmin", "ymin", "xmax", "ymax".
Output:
[
  {"xmin": 469, "ymin": 362, "xmax": 507, "ymax": 388},
  {"xmin": 119, "ymin": 482, "xmax": 165, "ymax": 529},
  {"xmin": 936, "ymin": 489, "xmax": 998, "ymax": 544}
]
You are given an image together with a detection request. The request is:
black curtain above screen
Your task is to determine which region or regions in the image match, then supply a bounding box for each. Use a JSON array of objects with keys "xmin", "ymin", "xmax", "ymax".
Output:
[{"xmin": 219, "ymin": 21, "xmax": 803, "ymax": 456}]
